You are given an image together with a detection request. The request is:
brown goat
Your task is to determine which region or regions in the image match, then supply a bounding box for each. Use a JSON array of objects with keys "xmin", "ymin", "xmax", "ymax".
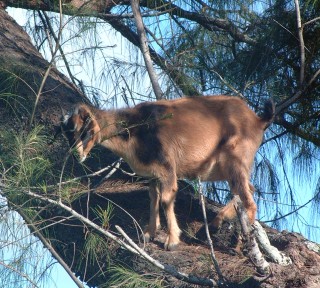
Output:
[{"xmin": 61, "ymin": 95, "xmax": 274, "ymax": 250}]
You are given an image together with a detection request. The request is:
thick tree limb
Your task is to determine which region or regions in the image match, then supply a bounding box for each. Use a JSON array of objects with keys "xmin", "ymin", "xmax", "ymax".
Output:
[
  {"xmin": 4, "ymin": 0, "xmax": 257, "ymax": 46},
  {"xmin": 138, "ymin": 0, "xmax": 257, "ymax": 45}
]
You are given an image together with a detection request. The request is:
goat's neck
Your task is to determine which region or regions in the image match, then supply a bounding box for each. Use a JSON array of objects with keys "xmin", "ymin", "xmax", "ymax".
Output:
[{"xmin": 93, "ymin": 109, "xmax": 119, "ymax": 142}]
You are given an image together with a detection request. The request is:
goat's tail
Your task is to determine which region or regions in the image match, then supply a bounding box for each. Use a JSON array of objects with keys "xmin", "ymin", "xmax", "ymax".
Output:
[{"xmin": 260, "ymin": 99, "xmax": 275, "ymax": 129}]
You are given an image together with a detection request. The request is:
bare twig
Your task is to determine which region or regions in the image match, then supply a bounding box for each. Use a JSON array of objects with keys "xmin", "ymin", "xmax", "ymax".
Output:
[
  {"xmin": 197, "ymin": 178, "xmax": 224, "ymax": 281},
  {"xmin": 210, "ymin": 69, "xmax": 244, "ymax": 99},
  {"xmin": 60, "ymin": 159, "xmax": 124, "ymax": 186},
  {"xmin": 304, "ymin": 16, "xmax": 320, "ymax": 26}
]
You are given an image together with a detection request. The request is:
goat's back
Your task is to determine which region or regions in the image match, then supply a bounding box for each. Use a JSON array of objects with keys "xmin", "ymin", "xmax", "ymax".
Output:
[{"xmin": 112, "ymin": 96, "xmax": 269, "ymax": 181}]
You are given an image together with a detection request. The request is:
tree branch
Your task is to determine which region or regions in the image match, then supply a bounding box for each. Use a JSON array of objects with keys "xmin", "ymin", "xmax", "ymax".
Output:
[
  {"xmin": 294, "ymin": 0, "xmax": 305, "ymax": 86},
  {"xmin": 22, "ymin": 189, "xmax": 222, "ymax": 287},
  {"xmin": 198, "ymin": 179, "xmax": 224, "ymax": 282},
  {"xmin": 274, "ymin": 117, "xmax": 320, "ymax": 147},
  {"xmin": 253, "ymin": 221, "xmax": 292, "ymax": 266},
  {"xmin": 234, "ymin": 196, "xmax": 270, "ymax": 275},
  {"xmin": 138, "ymin": 0, "xmax": 257, "ymax": 45},
  {"xmin": 106, "ymin": 17, "xmax": 200, "ymax": 96},
  {"xmin": 131, "ymin": 0, "xmax": 164, "ymax": 100}
]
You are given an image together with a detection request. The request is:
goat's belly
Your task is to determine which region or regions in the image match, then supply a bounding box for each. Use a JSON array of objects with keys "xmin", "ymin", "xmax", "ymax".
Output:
[
  {"xmin": 179, "ymin": 161, "xmax": 224, "ymax": 181},
  {"xmin": 127, "ymin": 162, "xmax": 154, "ymax": 178},
  {"xmin": 200, "ymin": 165, "xmax": 225, "ymax": 181}
]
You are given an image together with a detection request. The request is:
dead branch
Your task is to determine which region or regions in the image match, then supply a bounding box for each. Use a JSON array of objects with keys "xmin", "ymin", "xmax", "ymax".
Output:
[
  {"xmin": 198, "ymin": 179, "xmax": 224, "ymax": 282},
  {"xmin": 253, "ymin": 221, "xmax": 292, "ymax": 266},
  {"xmin": 234, "ymin": 196, "xmax": 270, "ymax": 275}
]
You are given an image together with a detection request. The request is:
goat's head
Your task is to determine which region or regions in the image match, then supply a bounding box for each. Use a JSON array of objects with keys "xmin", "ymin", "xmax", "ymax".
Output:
[{"xmin": 61, "ymin": 104, "xmax": 101, "ymax": 162}]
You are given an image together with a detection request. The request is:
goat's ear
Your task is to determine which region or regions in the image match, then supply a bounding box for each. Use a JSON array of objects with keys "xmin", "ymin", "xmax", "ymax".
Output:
[{"xmin": 59, "ymin": 105, "xmax": 72, "ymax": 125}]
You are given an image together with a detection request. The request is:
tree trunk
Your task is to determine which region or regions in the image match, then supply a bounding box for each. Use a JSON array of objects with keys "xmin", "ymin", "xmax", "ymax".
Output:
[{"xmin": 1, "ymin": 8, "xmax": 320, "ymax": 288}]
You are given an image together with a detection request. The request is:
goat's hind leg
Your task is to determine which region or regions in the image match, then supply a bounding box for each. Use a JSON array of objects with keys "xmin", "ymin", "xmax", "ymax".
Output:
[
  {"xmin": 230, "ymin": 171, "xmax": 256, "ymax": 224},
  {"xmin": 211, "ymin": 197, "xmax": 238, "ymax": 229},
  {"xmin": 144, "ymin": 180, "xmax": 161, "ymax": 242},
  {"xmin": 238, "ymin": 182, "xmax": 256, "ymax": 224},
  {"xmin": 160, "ymin": 175, "xmax": 181, "ymax": 250},
  {"xmin": 212, "ymin": 180, "xmax": 255, "ymax": 228}
]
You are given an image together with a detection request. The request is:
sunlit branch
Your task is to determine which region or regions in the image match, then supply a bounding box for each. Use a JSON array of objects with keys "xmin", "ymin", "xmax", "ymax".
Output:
[
  {"xmin": 234, "ymin": 197, "xmax": 270, "ymax": 275},
  {"xmin": 131, "ymin": 0, "xmax": 164, "ymax": 100},
  {"xmin": 115, "ymin": 225, "xmax": 219, "ymax": 287}
]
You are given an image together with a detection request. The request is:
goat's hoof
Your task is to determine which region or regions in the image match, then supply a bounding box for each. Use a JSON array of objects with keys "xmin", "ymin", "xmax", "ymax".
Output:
[
  {"xmin": 143, "ymin": 232, "xmax": 154, "ymax": 243},
  {"xmin": 164, "ymin": 237, "xmax": 180, "ymax": 251},
  {"xmin": 211, "ymin": 216, "xmax": 222, "ymax": 229},
  {"xmin": 164, "ymin": 242, "xmax": 179, "ymax": 251}
]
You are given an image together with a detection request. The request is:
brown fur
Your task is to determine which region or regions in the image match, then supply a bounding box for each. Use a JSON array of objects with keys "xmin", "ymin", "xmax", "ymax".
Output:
[{"xmin": 61, "ymin": 95, "xmax": 274, "ymax": 250}]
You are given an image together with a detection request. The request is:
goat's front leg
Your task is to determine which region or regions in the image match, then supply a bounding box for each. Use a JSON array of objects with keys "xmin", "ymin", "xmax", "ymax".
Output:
[
  {"xmin": 160, "ymin": 176, "xmax": 181, "ymax": 250},
  {"xmin": 144, "ymin": 180, "xmax": 161, "ymax": 242}
]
